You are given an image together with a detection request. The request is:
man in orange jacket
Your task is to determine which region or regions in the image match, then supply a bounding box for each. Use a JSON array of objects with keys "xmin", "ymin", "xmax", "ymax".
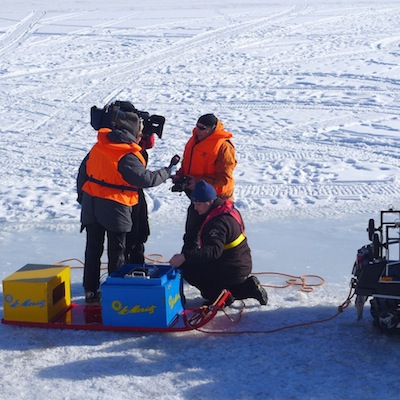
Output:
[{"xmin": 172, "ymin": 114, "xmax": 237, "ymax": 249}]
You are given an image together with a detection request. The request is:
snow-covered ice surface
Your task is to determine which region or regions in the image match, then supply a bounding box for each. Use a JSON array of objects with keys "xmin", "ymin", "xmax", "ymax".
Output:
[{"xmin": 1, "ymin": 1, "xmax": 400, "ymax": 399}]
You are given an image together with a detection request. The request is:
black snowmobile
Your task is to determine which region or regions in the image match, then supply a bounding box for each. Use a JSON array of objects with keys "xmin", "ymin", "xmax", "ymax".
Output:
[{"xmin": 350, "ymin": 208, "xmax": 400, "ymax": 332}]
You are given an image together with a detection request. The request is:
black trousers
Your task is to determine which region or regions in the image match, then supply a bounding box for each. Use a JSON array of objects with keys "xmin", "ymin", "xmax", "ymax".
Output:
[
  {"xmin": 182, "ymin": 262, "xmax": 248, "ymax": 302},
  {"xmin": 125, "ymin": 189, "xmax": 149, "ymax": 265},
  {"xmin": 182, "ymin": 266, "xmax": 222, "ymax": 301},
  {"xmin": 83, "ymin": 222, "xmax": 126, "ymax": 292},
  {"xmin": 125, "ymin": 240, "xmax": 145, "ymax": 264}
]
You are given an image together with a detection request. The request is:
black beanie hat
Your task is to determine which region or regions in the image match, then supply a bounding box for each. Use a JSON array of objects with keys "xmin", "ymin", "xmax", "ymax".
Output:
[{"xmin": 197, "ymin": 113, "xmax": 218, "ymax": 128}]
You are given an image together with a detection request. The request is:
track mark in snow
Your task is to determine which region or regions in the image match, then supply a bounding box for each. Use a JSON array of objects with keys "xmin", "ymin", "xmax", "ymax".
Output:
[{"xmin": 0, "ymin": 11, "xmax": 45, "ymax": 55}]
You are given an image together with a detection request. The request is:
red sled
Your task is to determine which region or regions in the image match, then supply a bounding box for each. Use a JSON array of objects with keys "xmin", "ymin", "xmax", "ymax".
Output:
[
  {"xmin": 2, "ymin": 291, "xmax": 233, "ymax": 333},
  {"xmin": 1, "ymin": 263, "xmax": 233, "ymax": 333}
]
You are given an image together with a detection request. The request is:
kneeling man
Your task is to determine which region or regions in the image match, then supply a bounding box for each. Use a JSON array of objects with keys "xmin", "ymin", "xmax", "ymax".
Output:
[{"xmin": 169, "ymin": 180, "xmax": 268, "ymax": 306}]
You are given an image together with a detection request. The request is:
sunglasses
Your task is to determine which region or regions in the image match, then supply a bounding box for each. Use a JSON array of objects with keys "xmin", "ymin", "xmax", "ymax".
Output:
[{"xmin": 196, "ymin": 124, "xmax": 208, "ymax": 131}]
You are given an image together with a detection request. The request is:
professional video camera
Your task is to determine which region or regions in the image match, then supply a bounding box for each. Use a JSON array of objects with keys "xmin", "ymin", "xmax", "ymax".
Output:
[
  {"xmin": 171, "ymin": 176, "xmax": 190, "ymax": 192},
  {"xmin": 90, "ymin": 100, "xmax": 165, "ymax": 139}
]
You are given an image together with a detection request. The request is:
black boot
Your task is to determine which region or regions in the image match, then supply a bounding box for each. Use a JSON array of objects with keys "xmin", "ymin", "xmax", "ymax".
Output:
[{"xmin": 230, "ymin": 276, "xmax": 268, "ymax": 305}]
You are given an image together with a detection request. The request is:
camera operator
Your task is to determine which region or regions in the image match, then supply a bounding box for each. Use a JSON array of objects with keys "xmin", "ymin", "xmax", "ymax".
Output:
[
  {"xmin": 77, "ymin": 103, "xmax": 177, "ymax": 303},
  {"xmin": 171, "ymin": 113, "xmax": 237, "ymax": 250}
]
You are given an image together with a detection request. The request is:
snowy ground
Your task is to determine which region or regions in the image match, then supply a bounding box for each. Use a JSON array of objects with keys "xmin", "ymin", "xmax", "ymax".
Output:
[{"xmin": 1, "ymin": 1, "xmax": 400, "ymax": 399}]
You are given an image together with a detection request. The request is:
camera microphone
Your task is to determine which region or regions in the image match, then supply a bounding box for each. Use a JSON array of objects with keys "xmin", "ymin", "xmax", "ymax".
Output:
[{"xmin": 169, "ymin": 155, "xmax": 180, "ymax": 168}]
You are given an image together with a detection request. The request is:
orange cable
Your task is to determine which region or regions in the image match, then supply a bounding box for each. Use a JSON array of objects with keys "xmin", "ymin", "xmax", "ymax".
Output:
[
  {"xmin": 254, "ymin": 271, "xmax": 325, "ymax": 292},
  {"xmin": 197, "ymin": 286, "xmax": 356, "ymax": 335}
]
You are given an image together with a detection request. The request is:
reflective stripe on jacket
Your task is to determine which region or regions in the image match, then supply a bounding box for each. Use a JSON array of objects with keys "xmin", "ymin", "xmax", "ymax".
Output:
[
  {"xmin": 82, "ymin": 128, "xmax": 146, "ymax": 206},
  {"xmin": 199, "ymin": 200, "xmax": 245, "ymax": 249}
]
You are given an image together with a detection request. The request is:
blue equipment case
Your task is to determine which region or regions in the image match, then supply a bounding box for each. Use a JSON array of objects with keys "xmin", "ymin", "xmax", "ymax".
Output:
[{"xmin": 101, "ymin": 264, "xmax": 184, "ymax": 328}]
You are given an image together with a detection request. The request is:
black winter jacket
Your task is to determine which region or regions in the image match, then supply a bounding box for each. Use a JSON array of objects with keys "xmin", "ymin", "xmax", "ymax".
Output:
[{"xmin": 183, "ymin": 198, "xmax": 252, "ymax": 286}]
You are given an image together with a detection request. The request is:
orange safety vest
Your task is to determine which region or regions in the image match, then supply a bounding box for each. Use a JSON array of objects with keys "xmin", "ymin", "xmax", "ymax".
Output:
[
  {"xmin": 82, "ymin": 128, "xmax": 146, "ymax": 206},
  {"xmin": 199, "ymin": 200, "xmax": 246, "ymax": 250},
  {"xmin": 181, "ymin": 120, "xmax": 235, "ymax": 198}
]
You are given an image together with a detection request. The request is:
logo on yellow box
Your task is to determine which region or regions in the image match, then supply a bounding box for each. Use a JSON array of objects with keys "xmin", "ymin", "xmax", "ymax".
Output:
[{"xmin": 4, "ymin": 294, "xmax": 46, "ymax": 309}]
